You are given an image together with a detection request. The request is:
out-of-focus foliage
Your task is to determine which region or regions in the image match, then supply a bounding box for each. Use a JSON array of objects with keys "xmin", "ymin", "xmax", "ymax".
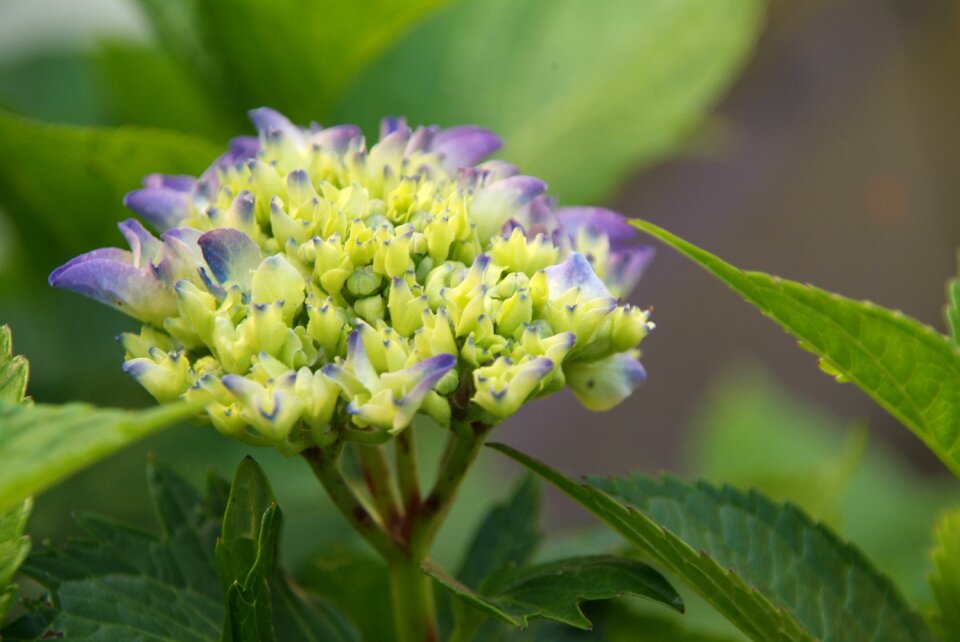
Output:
[
  {"xmin": 928, "ymin": 507, "xmax": 960, "ymax": 640},
  {"xmin": 494, "ymin": 443, "xmax": 938, "ymax": 642},
  {"xmin": 636, "ymin": 220, "xmax": 960, "ymax": 481},
  {"xmin": 337, "ymin": 0, "xmax": 764, "ymax": 204}
]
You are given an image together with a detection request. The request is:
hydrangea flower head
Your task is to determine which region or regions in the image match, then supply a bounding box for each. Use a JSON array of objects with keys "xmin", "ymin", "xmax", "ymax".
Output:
[{"xmin": 50, "ymin": 109, "xmax": 655, "ymax": 454}]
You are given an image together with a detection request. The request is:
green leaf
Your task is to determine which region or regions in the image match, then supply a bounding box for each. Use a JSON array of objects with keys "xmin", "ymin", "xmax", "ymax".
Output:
[
  {"xmin": 218, "ymin": 457, "xmax": 280, "ymax": 642},
  {"xmin": 0, "ymin": 109, "xmax": 221, "ymax": 259},
  {"xmin": 690, "ymin": 363, "xmax": 960, "ymax": 604},
  {"xmin": 0, "ymin": 325, "xmax": 28, "ymax": 405},
  {"xmin": 492, "ymin": 443, "xmax": 936, "ymax": 642},
  {"xmin": 458, "ymin": 474, "xmax": 541, "ymax": 588},
  {"xmin": 946, "ymin": 252, "xmax": 960, "ymax": 344},
  {"xmin": 217, "ymin": 457, "xmax": 358, "ymax": 642},
  {"xmin": 0, "ymin": 498, "xmax": 32, "ymax": 622},
  {"xmin": 336, "ymin": 0, "xmax": 764, "ymax": 204},
  {"xmin": 2, "ymin": 462, "xmax": 225, "ymax": 641},
  {"xmin": 424, "ymin": 555, "xmax": 682, "ymax": 630},
  {"xmin": 929, "ymin": 507, "xmax": 960, "ymax": 639},
  {"xmin": 634, "ymin": 219, "xmax": 960, "ymax": 480},
  {"xmin": 193, "ymin": 0, "xmax": 451, "ymax": 122},
  {"xmin": 0, "ymin": 398, "xmax": 206, "ymax": 514}
]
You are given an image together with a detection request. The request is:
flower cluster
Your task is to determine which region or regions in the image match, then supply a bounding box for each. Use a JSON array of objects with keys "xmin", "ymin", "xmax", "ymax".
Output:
[{"xmin": 50, "ymin": 109, "xmax": 654, "ymax": 454}]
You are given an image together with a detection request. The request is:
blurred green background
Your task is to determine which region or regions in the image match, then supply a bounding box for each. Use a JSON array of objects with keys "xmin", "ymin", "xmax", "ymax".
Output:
[{"xmin": 1, "ymin": 0, "xmax": 959, "ymax": 631}]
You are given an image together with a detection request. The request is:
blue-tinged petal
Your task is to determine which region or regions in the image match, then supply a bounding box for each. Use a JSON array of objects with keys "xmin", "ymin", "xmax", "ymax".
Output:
[
  {"xmin": 543, "ymin": 252, "xmax": 612, "ymax": 302},
  {"xmin": 345, "ymin": 329, "xmax": 379, "ymax": 390},
  {"xmin": 565, "ymin": 353, "xmax": 646, "ymax": 411},
  {"xmin": 433, "ymin": 126, "xmax": 502, "ymax": 173},
  {"xmin": 198, "ymin": 228, "xmax": 262, "ymax": 290},
  {"xmin": 471, "ymin": 176, "xmax": 548, "ymax": 241},
  {"xmin": 607, "ymin": 245, "xmax": 655, "ymax": 298},
  {"xmin": 151, "ymin": 227, "xmax": 206, "ymax": 286},
  {"xmin": 368, "ymin": 125, "xmax": 412, "ymax": 171},
  {"xmin": 386, "ymin": 353, "xmax": 457, "ymax": 430},
  {"xmin": 118, "ymin": 218, "xmax": 161, "ymax": 267},
  {"xmin": 249, "ymin": 107, "xmax": 303, "ymax": 144},
  {"xmin": 380, "ymin": 116, "xmax": 408, "ymax": 139},
  {"xmin": 48, "ymin": 255, "xmax": 176, "ymax": 324},
  {"xmin": 556, "ymin": 207, "xmax": 636, "ymax": 248},
  {"xmin": 48, "ymin": 248, "xmax": 131, "ymax": 285},
  {"xmin": 123, "ymin": 187, "xmax": 190, "ymax": 231},
  {"xmin": 311, "ymin": 125, "xmax": 363, "ymax": 154},
  {"xmin": 143, "ymin": 173, "xmax": 195, "ymax": 192}
]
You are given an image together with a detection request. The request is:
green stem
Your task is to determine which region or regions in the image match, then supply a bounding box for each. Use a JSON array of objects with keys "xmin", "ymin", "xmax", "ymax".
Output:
[
  {"xmin": 395, "ymin": 427, "xmax": 421, "ymax": 517},
  {"xmin": 357, "ymin": 444, "xmax": 402, "ymax": 531},
  {"xmin": 388, "ymin": 549, "xmax": 439, "ymax": 642},
  {"xmin": 411, "ymin": 421, "xmax": 491, "ymax": 550},
  {"xmin": 302, "ymin": 443, "xmax": 397, "ymax": 560}
]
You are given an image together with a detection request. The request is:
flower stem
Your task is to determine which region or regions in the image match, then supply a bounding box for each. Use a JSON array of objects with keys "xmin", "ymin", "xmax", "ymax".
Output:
[
  {"xmin": 357, "ymin": 444, "xmax": 402, "ymax": 531},
  {"xmin": 302, "ymin": 443, "xmax": 397, "ymax": 560},
  {"xmin": 395, "ymin": 427, "xmax": 421, "ymax": 516},
  {"xmin": 388, "ymin": 549, "xmax": 439, "ymax": 642},
  {"xmin": 411, "ymin": 421, "xmax": 492, "ymax": 551}
]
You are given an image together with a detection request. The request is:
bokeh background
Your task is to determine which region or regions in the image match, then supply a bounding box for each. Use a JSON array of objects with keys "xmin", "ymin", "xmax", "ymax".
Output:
[{"xmin": 1, "ymin": 0, "xmax": 959, "ymax": 624}]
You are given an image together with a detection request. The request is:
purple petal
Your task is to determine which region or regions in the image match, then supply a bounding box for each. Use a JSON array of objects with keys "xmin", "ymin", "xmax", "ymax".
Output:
[
  {"xmin": 123, "ymin": 187, "xmax": 190, "ymax": 231},
  {"xmin": 118, "ymin": 218, "xmax": 161, "ymax": 267},
  {"xmin": 143, "ymin": 173, "xmax": 195, "ymax": 192},
  {"xmin": 543, "ymin": 252, "xmax": 612, "ymax": 301},
  {"xmin": 471, "ymin": 176, "xmax": 548, "ymax": 240},
  {"xmin": 311, "ymin": 125, "xmax": 363, "ymax": 154},
  {"xmin": 405, "ymin": 125, "xmax": 440, "ymax": 155},
  {"xmin": 433, "ymin": 126, "xmax": 502, "ymax": 172},
  {"xmin": 49, "ymin": 248, "xmax": 132, "ymax": 286},
  {"xmin": 401, "ymin": 353, "xmax": 457, "ymax": 402},
  {"xmin": 48, "ymin": 257, "xmax": 174, "ymax": 323},
  {"xmin": 607, "ymin": 246, "xmax": 655, "ymax": 297},
  {"xmin": 555, "ymin": 207, "xmax": 636, "ymax": 248},
  {"xmin": 198, "ymin": 228, "xmax": 262, "ymax": 288},
  {"xmin": 249, "ymin": 107, "xmax": 302, "ymax": 144},
  {"xmin": 380, "ymin": 117, "xmax": 408, "ymax": 139}
]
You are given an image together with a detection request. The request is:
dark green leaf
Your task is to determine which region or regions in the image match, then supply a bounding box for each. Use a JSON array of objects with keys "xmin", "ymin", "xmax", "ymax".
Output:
[
  {"xmin": 492, "ymin": 443, "xmax": 937, "ymax": 642},
  {"xmin": 635, "ymin": 220, "xmax": 960, "ymax": 480},
  {"xmin": 0, "ymin": 498, "xmax": 32, "ymax": 622},
  {"xmin": 296, "ymin": 544, "xmax": 393, "ymax": 642},
  {"xmin": 929, "ymin": 507, "xmax": 960, "ymax": 639},
  {"xmin": 0, "ymin": 109, "xmax": 221, "ymax": 260},
  {"xmin": 0, "ymin": 398, "xmax": 205, "ymax": 513},
  {"xmin": 425, "ymin": 555, "xmax": 682, "ymax": 630},
  {"xmin": 947, "ymin": 252, "xmax": 960, "ymax": 344},
  {"xmin": 458, "ymin": 474, "xmax": 541, "ymax": 588},
  {"xmin": 337, "ymin": 0, "xmax": 764, "ymax": 203},
  {"xmin": 3, "ymin": 462, "xmax": 224, "ymax": 641},
  {"xmin": 216, "ymin": 457, "xmax": 278, "ymax": 591},
  {"xmin": 193, "ymin": 0, "xmax": 451, "ymax": 122},
  {"xmin": 0, "ymin": 325, "xmax": 28, "ymax": 404}
]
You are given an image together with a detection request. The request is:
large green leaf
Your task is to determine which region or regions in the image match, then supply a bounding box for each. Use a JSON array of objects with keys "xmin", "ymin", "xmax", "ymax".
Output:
[
  {"xmin": 424, "ymin": 555, "xmax": 682, "ymax": 630},
  {"xmin": 635, "ymin": 220, "xmax": 960, "ymax": 479},
  {"xmin": 2, "ymin": 462, "xmax": 225, "ymax": 641},
  {"xmin": 947, "ymin": 253, "xmax": 960, "ymax": 344},
  {"xmin": 0, "ymin": 398, "xmax": 205, "ymax": 513},
  {"xmin": 0, "ymin": 325, "xmax": 28, "ymax": 406},
  {"xmin": 336, "ymin": 0, "xmax": 764, "ymax": 204},
  {"xmin": 0, "ymin": 498, "xmax": 31, "ymax": 623},
  {"xmin": 192, "ymin": 0, "xmax": 451, "ymax": 122},
  {"xmin": 492, "ymin": 443, "xmax": 936, "ymax": 642},
  {"xmin": 929, "ymin": 507, "xmax": 960, "ymax": 639},
  {"xmin": 0, "ymin": 109, "xmax": 221, "ymax": 260}
]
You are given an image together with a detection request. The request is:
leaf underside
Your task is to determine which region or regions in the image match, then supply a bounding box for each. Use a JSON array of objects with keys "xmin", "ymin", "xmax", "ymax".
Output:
[
  {"xmin": 424, "ymin": 554, "xmax": 683, "ymax": 630},
  {"xmin": 634, "ymin": 220, "xmax": 960, "ymax": 480},
  {"xmin": 491, "ymin": 443, "xmax": 937, "ymax": 642},
  {"xmin": 0, "ymin": 398, "xmax": 205, "ymax": 513}
]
